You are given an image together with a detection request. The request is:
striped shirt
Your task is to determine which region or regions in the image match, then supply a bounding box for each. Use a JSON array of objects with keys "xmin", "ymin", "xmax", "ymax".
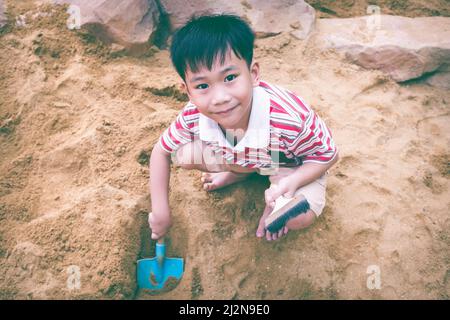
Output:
[{"xmin": 159, "ymin": 81, "xmax": 337, "ymax": 169}]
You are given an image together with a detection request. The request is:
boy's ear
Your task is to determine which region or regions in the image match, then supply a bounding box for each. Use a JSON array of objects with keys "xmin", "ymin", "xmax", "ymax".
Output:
[
  {"xmin": 179, "ymin": 81, "xmax": 191, "ymax": 100},
  {"xmin": 179, "ymin": 81, "xmax": 187, "ymax": 93},
  {"xmin": 250, "ymin": 60, "xmax": 260, "ymax": 87}
]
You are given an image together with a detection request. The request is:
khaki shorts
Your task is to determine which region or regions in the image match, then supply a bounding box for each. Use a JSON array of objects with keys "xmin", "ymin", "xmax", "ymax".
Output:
[{"xmin": 173, "ymin": 141, "xmax": 327, "ymax": 216}]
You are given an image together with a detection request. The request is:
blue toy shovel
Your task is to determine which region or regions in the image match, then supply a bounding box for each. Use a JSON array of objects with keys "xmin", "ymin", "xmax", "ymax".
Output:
[{"xmin": 137, "ymin": 237, "xmax": 184, "ymax": 291}]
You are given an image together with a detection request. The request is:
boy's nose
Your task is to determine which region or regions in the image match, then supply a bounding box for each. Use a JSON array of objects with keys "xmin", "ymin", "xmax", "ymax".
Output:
[{"xmin": 211, "ymin": 89, "xmax": 232, "ymax": 106}]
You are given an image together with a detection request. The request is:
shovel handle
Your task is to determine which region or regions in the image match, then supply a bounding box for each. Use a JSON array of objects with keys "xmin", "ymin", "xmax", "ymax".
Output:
[{"xmin": 155, "ymin": 237, "xmax": 166, "ymax": 266}]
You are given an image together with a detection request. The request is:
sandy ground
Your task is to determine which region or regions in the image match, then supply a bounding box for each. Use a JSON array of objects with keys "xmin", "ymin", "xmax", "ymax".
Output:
[
  {"xmin": 0, "ymin": 1, "xmax": 449, "ymax": 299},
  {"xmin": 308, "ymin": 0, "xmax": 450, "ymax": 18}
]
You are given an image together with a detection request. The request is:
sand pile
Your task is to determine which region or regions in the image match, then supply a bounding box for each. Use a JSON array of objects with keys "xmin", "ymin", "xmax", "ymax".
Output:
[{"xmin": 0, "ymin": 1, "xmax": 449, "ymax": 299}]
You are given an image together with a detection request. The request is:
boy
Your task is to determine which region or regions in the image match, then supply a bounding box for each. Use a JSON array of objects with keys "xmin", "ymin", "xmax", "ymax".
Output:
[{"xmin": 149, "ymin": 14, "xmax": 339, "ymax": 242}]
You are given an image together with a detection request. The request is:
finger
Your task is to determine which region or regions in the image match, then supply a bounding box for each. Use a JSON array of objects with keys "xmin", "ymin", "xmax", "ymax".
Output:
[
  {"xmin": 266, "ymin": 230, "xmax": 272, "ymax": 241},
  {"xmin": 265, "ymin": 193, "xmax": 277, "ymax": 209},
  {"xmin": 270, "ymin": 192, "xmax": 285, "ymax": 206},
  {"xmin": 256, "ymin": 217, "xmax": 266, "ymax": 238},
  {"xmin": 263, "ymin": 204, "xmax": 273, "ymax": 215},
  {"xmin": 265, "ymin": 184, "xmax": 279, "ymax": 203},
  {"xmin": 257, "ymin": 206, "xmax": 272, "ymax": 238},
  {"xmin": 256, "ymin": 223, "xmax": 266, "ymax": 238},
  {"xmin": 264, "ymin": 189, "xmax": 272, "ymax": 206},
  {"xmin": 148, "ymin": 212, "xmax": 154, "ymax": 226},
  {"xmin": 284, "ymin": 226, "xmax": 289, "ymax": 235},
  {"xmin": 284, "ymin": 190, "xmax": 295, "ymax": 199},
  {"xmin": 278, "ymin": 228, "xmax": 284, "ymax": 238},
  {"xmin": 272, "ymin": 232, "xmax": 278, "ymax": 241}
]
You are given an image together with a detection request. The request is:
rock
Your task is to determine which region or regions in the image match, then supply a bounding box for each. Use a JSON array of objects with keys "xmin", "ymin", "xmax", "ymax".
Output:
[
  {"xmin": 426, "ymin": 65, "xmax": 450, "ymax": 89},
  {"xmin": 159, "ymin": 0, "xmax": 315, "ymax": 40},
  {"xmin": 426, "ymin": 72, "xmax": 450, "ymax": 89},
  {"xmin": 54, "ymin": 0, "xmax": 160, "ymax": 47},
  {"xmin": 315, "ymin": 15, "xmax": 450, "ymax": 82},
  {"xmin": 0, "ymin": 0, "xmax": 7, "ymax": 28},
  {"xmin": 15, "ymin": 15, "xmax": 27, "ymax": 28},
  {"xmin": 52, "ymin": 101, "xmax": 71, "ymax": 108},
  {"xmin": 110, "ymin": 43, "xmax": 125, "ymax": 53}
]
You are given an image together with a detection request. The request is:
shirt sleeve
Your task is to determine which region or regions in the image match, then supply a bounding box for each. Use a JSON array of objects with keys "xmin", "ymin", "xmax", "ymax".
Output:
[
  {"xmin": 159, "ymin": 106, "xmax": 197, "ymax": 154},
  {"xmin": 285, "ymin": 111, "xmax": 338, "ymax": 164}
]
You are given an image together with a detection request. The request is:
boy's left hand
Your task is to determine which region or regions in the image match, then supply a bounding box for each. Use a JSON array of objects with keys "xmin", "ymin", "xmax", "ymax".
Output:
[
  {"xmin": 256, "ymin": 204, "xmax": 289, "ymax": 241},
  {"xmin": 257, "ymin": 175, "xmax": 297, "ymax": 241},
  {"xmin": 264, "ymin": 176, "xmax": 297, "ymax": 209}
]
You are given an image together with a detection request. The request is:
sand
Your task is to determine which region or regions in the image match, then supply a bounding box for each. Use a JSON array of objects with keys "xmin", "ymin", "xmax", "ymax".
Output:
[
  {"xmin": 308, "ymin": 0, "xmax": 450, "ymax": 18},
  {"xmin": 0, "ymin": 1, "xmax": 449, "ymax": 299}
]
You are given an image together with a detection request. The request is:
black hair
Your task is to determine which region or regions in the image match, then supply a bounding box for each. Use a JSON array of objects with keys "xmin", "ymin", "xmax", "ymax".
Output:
[{"xmin": 170, "ymin": 13, "xmax": 255, "ymax": 81}]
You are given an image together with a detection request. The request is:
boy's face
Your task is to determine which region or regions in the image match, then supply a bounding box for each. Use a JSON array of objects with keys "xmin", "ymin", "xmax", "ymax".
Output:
[{"xmin": 181, "ymin": 50, "xmax": 260, "ymax": 131}]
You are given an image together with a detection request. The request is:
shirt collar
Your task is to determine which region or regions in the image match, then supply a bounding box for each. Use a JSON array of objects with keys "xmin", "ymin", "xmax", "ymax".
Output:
[{"xmin": 198, "ymin": 85, "xmax": 271, "ymax": 151}]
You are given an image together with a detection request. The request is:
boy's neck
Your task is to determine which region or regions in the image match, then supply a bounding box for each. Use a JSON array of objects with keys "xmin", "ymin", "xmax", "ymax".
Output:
[
  {"xmin": 220, "ymin": 126, "xmax": 245, "ymax": 147},
  {"xmin": 219, "ymin": 98, "xmax": 253, "ymax": 147}
]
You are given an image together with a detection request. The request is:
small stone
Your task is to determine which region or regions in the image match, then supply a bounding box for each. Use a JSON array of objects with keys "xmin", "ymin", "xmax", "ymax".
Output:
[
  {"xmin": 290, "ymin": 21, "xmax": 301, "ymax": 29},
  {"xmin": 110, "ymin": 43, "xmax": 125, "ymax": 53},
  {"xmin": 52, "ymin": 101, "xmax": 70, "ymax": 108},
  {"xmin": 114, "ymin": 145, "xmax": 127, "ymax": 157},
  {"xmin": 15, "ymin": 15, "xmax": 26, "ymax": 27}
]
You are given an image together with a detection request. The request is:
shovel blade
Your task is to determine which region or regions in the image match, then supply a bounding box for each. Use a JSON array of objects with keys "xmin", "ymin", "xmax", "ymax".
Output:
[{"xmin": 137, "ymin": 257, "xmax": 184, "ymax": 290}]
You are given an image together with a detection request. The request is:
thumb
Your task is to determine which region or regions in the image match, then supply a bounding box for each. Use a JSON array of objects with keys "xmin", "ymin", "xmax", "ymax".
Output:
[
  {"xmin": 148, "ymin": 212, "xmax": 154, "ymax": 225},
  {"xmin": 151, "ymin": 232, "xmax": 159, "ymax": 240},
  {"xmin": 283, "ymin": 189, "xmax": 295, "ymax": 199},
  {"xmin": 266, "ymin": 184, "xmax": 282, "ymax": 206}
]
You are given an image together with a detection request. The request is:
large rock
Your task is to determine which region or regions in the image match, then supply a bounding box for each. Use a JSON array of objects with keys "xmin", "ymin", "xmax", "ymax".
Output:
[
  {"xmin": 315, "ymin": 15, "xmax": 450, "ymax": 82},
  {"xmin": 54, "ymin": 0, "xmax": 160, "ymax": 46},
  {"xmin": 159, "ymin": 0, "xmax": 316, "ymax": 40},
  {"xmin": 0, "ymin": 0, "xmax": 7, "ymax": 28},
  {"xmin": 426, "ymin": 64, "xmax": 450, "ymax": 89}
]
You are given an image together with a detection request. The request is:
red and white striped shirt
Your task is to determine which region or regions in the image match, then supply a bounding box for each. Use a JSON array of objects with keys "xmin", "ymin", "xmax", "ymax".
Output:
[{"xmin": 159, "ymin": 81, "xmax": 337, "ymax": 169}]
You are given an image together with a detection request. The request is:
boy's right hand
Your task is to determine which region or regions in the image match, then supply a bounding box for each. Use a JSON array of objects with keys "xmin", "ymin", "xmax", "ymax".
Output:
[{"xmin": 148, "ymin": 211, "xmax": 172, "ymax": 240}]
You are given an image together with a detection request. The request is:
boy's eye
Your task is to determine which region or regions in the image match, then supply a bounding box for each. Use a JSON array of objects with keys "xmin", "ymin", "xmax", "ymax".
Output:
[
  {"xmin": 225, "ymin": 74, "xmax": 237, "ymax": 82},
  {"xmin": 196, "ymin": 83, "xmax": 209, "ymax": 90}
]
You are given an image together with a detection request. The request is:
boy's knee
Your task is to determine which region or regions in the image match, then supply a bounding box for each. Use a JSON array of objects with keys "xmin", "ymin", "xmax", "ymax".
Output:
[
  {"xmin": 286, "ymin": 210, "xmax": 316, "ymax": 230},
  {"xmin": 174, "ymin": 142, "xmax": 203, "ymax": 170},
  {"xmin": 178, "ymin": 162, "xmax": 199, "ymax": 170},
  {"xmin": 174, "ymin": 140, "xmax": 226, "ymax": 172}
]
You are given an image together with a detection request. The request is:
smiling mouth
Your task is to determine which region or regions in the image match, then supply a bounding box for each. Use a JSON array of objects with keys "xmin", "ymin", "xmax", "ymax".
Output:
[{"xmin": 215, "ymin": 105, "xmax": 238, "ymax": 115}]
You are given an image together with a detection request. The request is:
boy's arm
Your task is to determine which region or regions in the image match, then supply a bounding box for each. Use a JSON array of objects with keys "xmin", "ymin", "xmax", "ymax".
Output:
[
  {"xmin": 265, "ymin": 152, "xmax": 339, "ymax": 208},
  {"xmin": 289, "ymin": 152, "xmax": 339, "ymax": 190},
  {"xmin": 149, "ymin": 142, "xmax": 172, "ymax": 239}
]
